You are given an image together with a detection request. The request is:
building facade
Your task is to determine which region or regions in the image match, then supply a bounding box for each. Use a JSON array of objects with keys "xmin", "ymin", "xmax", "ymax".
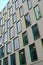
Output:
[{"xmin": 0, "ymin": 0, "xmax": 43, "ymax": 65}]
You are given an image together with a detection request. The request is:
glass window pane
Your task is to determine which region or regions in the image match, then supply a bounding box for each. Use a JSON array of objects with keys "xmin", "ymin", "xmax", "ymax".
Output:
[
  {"xmin": 4, "ymin": 32, "xmax": 8, "ymax": 43},
  {"xmin": 34, "ymin": 5, "xmax": 41, "ymax": 20},
  {"xmin": 3, "ymin": 57, "xmax": 8, "ymax": 65},
  {"xmin": 13, "ymin": 37, "xmax": 20, "ymax": 50},
  {"xmin": 32, "ymin": 24, "xmax": 40, "ymax": 40},
  {"xmin": 17, "ymin": 20, "xmax": 22, "ymax": 33},
  {"xmin": 12, "ymin": 13, "xmax": 17, "ymax": 23},
  {"xmin": 15, "ymin": 0, "xmax": 19, "ymax": 9},
  {"xmin": 19, "ymin": 6, "xmax": 24, "ymax": 17},
  {"xmin": 29, "ymin": 43, "xmax": 38, "ymax": 62},
  {"xmin": 6, "ymin": 42, "xmax": 12, "ymax": 54},
  {"xmin": 22, "ymin": 31, "xmax": 28, "ymax": 46},
  {"xmin": 10, "ymin": 54, "xmax": 16, "ymax": 65},
  {"xmin": 21, "ymin": 0, "xmax": 25, "ymax": 3},
  {"xmin": 19, "ymin": 49, "xmax": 26, "ymax": 65},
  {"xmin": 10, "ymin": 27, "xmax": 15, "ymax": 39},
  {"xmin": 25, "ymin": 13, "xmax": 31, "ymax": 28},
  {"xmin": 27, "ymin": 0, "xmax": 32, "ymax": 9}
]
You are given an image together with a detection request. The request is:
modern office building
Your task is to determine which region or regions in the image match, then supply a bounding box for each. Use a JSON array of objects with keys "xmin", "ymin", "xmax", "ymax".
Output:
[{"xmin": 0, "ymin": 0, "xmax": 43, "ymax": 65}]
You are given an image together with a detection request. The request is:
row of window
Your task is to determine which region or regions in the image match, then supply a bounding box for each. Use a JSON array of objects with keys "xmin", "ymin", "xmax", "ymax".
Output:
[
  {"xmin": 0, "ymin": 41, "xmax": 43, "ymax": 65},
  {"xmin": 0, "ymin": 23, "xmax": 40, "ymax": 46}
]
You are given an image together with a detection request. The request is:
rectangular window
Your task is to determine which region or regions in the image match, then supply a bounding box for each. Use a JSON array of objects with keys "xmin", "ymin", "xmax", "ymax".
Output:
[
  {"xmin": 5, "ymin": 21, "xmax": 8, "ymax": 32},
  {"xmin": 12, "ymin": 13, "xmax": 17, "ymax": 23},
  {"xmin": 1, "ymin": 25, "xmax": 5, "ymax": 34},
  {"xmin": 19, "ymin": 49, "xmax": 26, "ymax": 65},
  {"xmin": 19, "ymin": 6, "xmax": 24, "ymax": 17},
  {"xmin": 0, "ymin": 46, "xmax": 5, "ymax": 58},
  {"xmin": 9, "ymin": 7, "xmax": 12, "ymax": 16},
  {"xmin": 4, "ymin": 32, "xmax": 8, "ymax": 43},
  {"xmin": 32, "ymin": 24, "xmax": 40, "ymax": 40},
  {"xmin": 6, "ymin": 42, "xmax": 12, "ymax": 55},
  {"xmin": 38, "ymin": 0, "xmax": 41, "ymax": 2},
  {"xmin": 13, "ymin": 37, "xmax": 20, "ymax": 50},
  {"xmin": 10, "ymin": 54, "xmax": 16, "ymax": 65},
  {"xmin": 22, "ymin": 31, "xmax": 28, "ymax": 46},
  {"xmin": 24, "ymin": 13, "xmax": 31, "ymax": 28},
  {"xmin": 34, "ymin": 5, "xmax": 41, "ymax": 20},
  {"xmin": 10, "ymin": 27, "xmax": 15, "ymax": 39},
  {"xmin": 15, "ymin": 0, "xmax": 19, "ymax": 10},
  {"xmin": 3, "ymin": 57, "xmax": 8, "ymax": 65},
  {"xmin": 27, "ymin": 0, "xmax": 32, "ymax": 9},
  {"xmin": 16, "ymin": 20, "xmax": 22, "ymax": 33},
  {"xmin": 7, "ymin": 19, "xmax": 10, "ymax": 29},
  {"xmin": 29, "ymin": 43, "xmax": 38, "ymax": 62}
]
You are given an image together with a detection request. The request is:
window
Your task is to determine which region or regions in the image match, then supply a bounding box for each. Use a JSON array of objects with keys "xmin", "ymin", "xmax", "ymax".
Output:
[
  {"xmin": 10, "ymin": 27, "xmax": 15, "ymax": 39},
  {"xmin": 16, "ymin": 20, "xmax": 22, "ymax": 33},
  {"xmin": 10, "ymin": 54, "xmax": 16, "ymax": 65},
  {"xmin": 12, "ymin": 13, "xmax": 17, "ymax": 23},
  {"xmin": 4, "ymin": 32, "xmax": 8, "ymax": 43},
  {"xmin": 7, "ymin": 20, "xmax": 10, "ymax": 29},
  {"xmin": 27, "ymin": 0, "xmax": 32, "ymax": 9},
  {"xmin": 19, "ymin": 49, "xmax": 26, "ymax": 65},
  {"xmin": 0, "ymin": 60, "xmax": 1, "ymax": 65},
  {"xmin": 6, "ymin": 42, "xmax": 12, "ymax": 55},
  {"xmin": 29, "ymin": 43, "xmax": 38, "ymax": 62},
  {"xmin": 41, "ymin": 39, "xmax": 43, "ymax": 47},
  {"xmin": 22, "ymin": 31, "xmax": 28, "ymax": 46},
  {"xmin": 15, "ymin": 0, "xmax": 19, "ymax": 10},
  {"xmin": 21, "ymin": 0, "xmax": 25, "ymax": 3},
  {"xmin": 19, "ymin": 6, "xmax": 24, "ymax": 17},
  {"xmin": 3, "ymin": 57, "xmax": 8, "ymax": 65},
  {"xmin": 1, "ymin": 25, "xmax": 5, "ymax": 34},
  {"xmin": 0, "ymin": 46, "xmax": 5, "ymax": 58},
  {"xmin": 5, "ymin": 21, "xmax": 8, "ymax": 32},
  {"xmin": 24, "ymin": 13, "xmax": 31, "ymax": 28},
  {"xmin": 13, "ymin": 37, "xmax": 20, "ymax": 50},
  {"xmin": 9, "ymin": 7, "xmax": 12, "ymax": 16},
  {"xmin": 34, "ymin": 5, "xmax": 41, "ymax": 20},
  {"xmin": 32, "ymin": 24, "xmax": 40, "ymax": 40}
]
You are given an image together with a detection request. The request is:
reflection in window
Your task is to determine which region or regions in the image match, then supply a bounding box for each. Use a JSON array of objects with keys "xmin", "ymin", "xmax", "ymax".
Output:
[
  {"xmin": 16, "ymin": 20, "xmax": 22, "ymax": 33},
  {"xmin": 24, "ymin": 13, "xmax": 31, "ymax": 28},
  {"xmin": 29, "ymin": 43, "xmax": 38, "ymax": 62},
  {"xmin": 10, "ymin": 54, "xmax": 16, "ymax": 65},
  {"xmin": 15, "ymin": 0, "xmax": 19, "ymax": 9},
  {"xmin": 3, "ymin": 57, "xmax": 8, "ymax": 65},
  {"xmin": 22, "ymin": 31, "xmax": 28, "ymax": 46},
  {"xmin": 13, "ymin": 37, "xmax": 20, "ymax": 50},
  {"xmin": 19, "ymin": 6, "xmax": 24, "ymax": 17},
  {"xmin": 19, "ymin": 49, "xmax": 26, "ymax": 65},
  {"xmin": 32, "ymin": 24, "xmax": 40, "ymax": 40},
  {"xmin": 27, "ymin": 0, "xmax": 32, "ymax": 9},
  {"xmin": 6, "ymin": 42, "xmax": 12, "ymax": 55},
  {"xmin": 34, "ymin": 5, "xmax": 41, "ymax": 20}
]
